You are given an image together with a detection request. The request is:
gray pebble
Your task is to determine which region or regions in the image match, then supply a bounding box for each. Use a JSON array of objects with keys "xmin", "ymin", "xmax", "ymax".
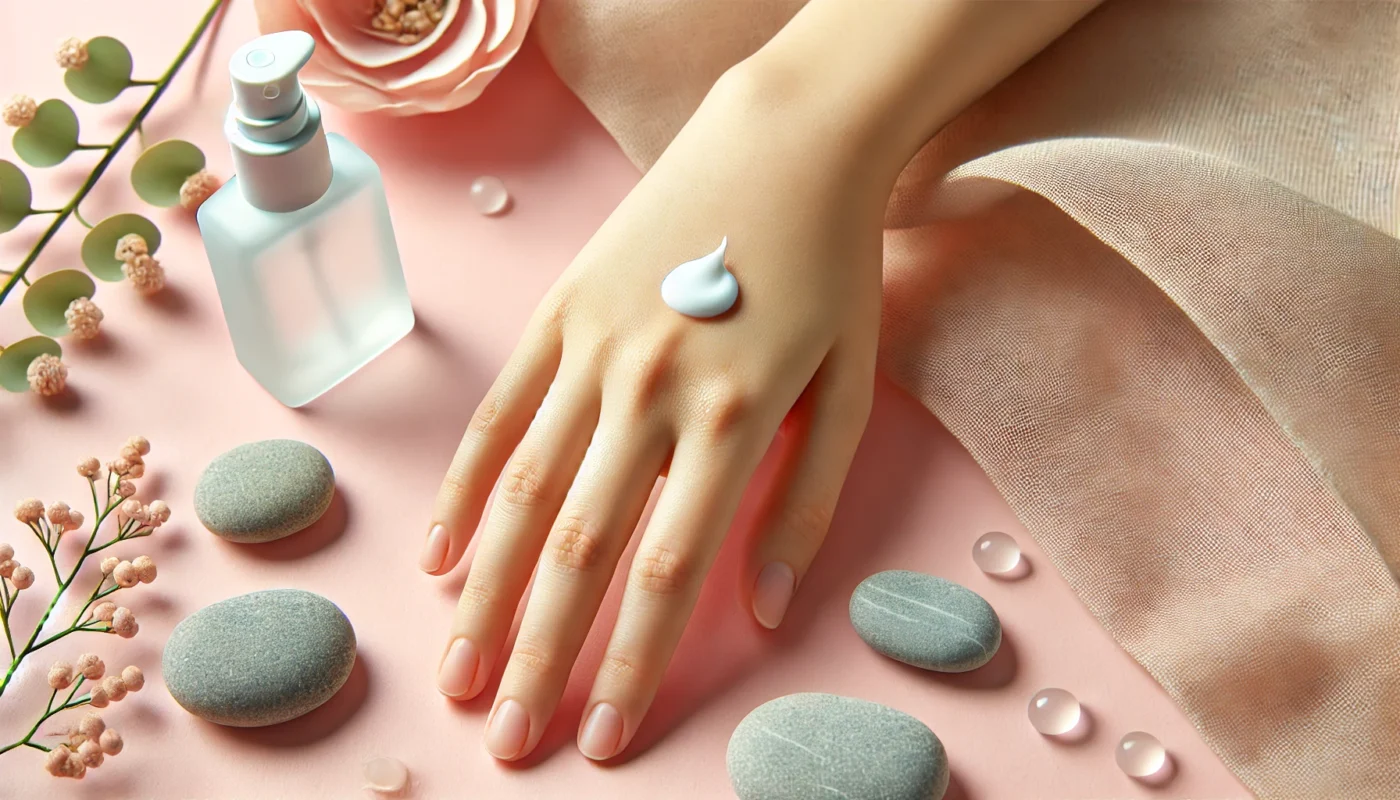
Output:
[
  {"xmin": 727, "ymin": 693, "xmax": 949, "ymax": 800},
  {"xmin": 195, "ymin": 439, "xmax": 334, "ymax": 543},
  {"xmin": 849, "ymin": 570, "xmax": 1001, "ymax": 672},
  {"xmin": 162, "ymin": 589, "xmax": 356, "ymax": 727}
]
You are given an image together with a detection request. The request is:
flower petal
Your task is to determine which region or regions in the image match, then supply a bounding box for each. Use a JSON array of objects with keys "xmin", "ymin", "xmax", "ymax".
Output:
[
  {"xmin": 298, "ymin": 0, "xmax": 463, "ymax": 69},
  {"xmin": 253, "ymin": 0, "xmax": 320, "ymax": 35}
]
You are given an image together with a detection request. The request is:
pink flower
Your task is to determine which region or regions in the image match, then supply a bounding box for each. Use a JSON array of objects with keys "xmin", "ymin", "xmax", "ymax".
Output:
[
  {"xmin": 99, "ymin": 675, "xmax": 127, "ymax": 702},
  {"xmin": 111, "ymin": 607, "xmax": 138, "ymax": 638},
  {"xmin": 112, "ymin": 561, "xmax": 139, "ymax": 588},
  {"xmin": 78, "ymin": 712, "xmax": 105, "ymax": 740},
  {"xmin": 254, "ymin": 0, "xmax": 538, "ymax": 116},
  {"xmin": 65, "ymin": 748, "xmax": 87, "ymax": 779},
  {"xmin": 132, "ymin": 555, "xmax": 157, "ymax": 584},
  {"xmin": 119, "ymin": 444, "xmax": 144, "ymax": 463},
  {"xmin": 56, "ymin": 37, "xmax": 89, "ymax": 69},
  {"xmin": 46, "ymin": 501, "xmax": 71, "ymax": 526},
  {"xmin": 14, "ymin": 498, "xmax": 44, "ymax": 524},
  {"xmin": 111, "ymin": 456, "xmax": 133, "ymax": 474},
  {"xmin": 126, "ymin": 435, "xmax": 151, "ymax": 456},
  {"xmin": 77, "ymin": 457, "xmax": 101, "ymax": 478},
  {"xmin": 3, "ymin": 94, "xmax": 37, "ymax": 128},
  {"xmin": 76, "ymin": 653, "xmax": 105, "ymax": 680},
  {"xmin": 114, "ymin": 234, "xmax": 148, "ymax": 263},
  {"xmin": 0, "ymin": 560, "xmax": 15, "ymax": 578},
  {"xmin": 26, "ymin": 353, "xmax": 68, "ymax": 396},
  {"xmin": 122, "ymin": 254, "xmax": 165, "ymax": 294},
  {"xmin": 179, "ymin": 169, "xmax": 221, "ymax": 210},
  {"xmin": 64, "ymin": 297, "xmax": 104, "ymax": 340},
  {"xmin": 147, "ymin": 500, "xmax": 171, "ymax": 524},
  {"xmin": 98, "ymin": 729, "xmax": 123, "ymax": 755},
  {"xmin": 44, "ymin": 746, "xmax": 69, "ymax": 776},
  {"xmin": 10, "ymin": 565, "xmax": 34, "ymax": 589},
  {"xmin": 126, "ymin": 461, "xmax": 146, "ymax": 478},
  {"xmin": 92, "ymin": 601, "xmax": 117, "ymax": 622},
  {"xmin": 47, "ymin": 661, "xmax": 75, "ymax": 690},
  {"xmin": 87, "ymin": 685, "xmax": 109, "ymax": 708},
  {"xmin": 0, "ymin": 543, "xmax": 11, "ymax": 562},
  {"xmin": 116, "ymin": 480, "xmax": 136, "ymax": 498},
  {"xmin": 65, "ymin": 509, "xmax": 84, "ymax": 530},
  {"xmin": 120, "ymin": 499, "xmax": 143, "ymax": 518},
  {"xmin": 99, "ymin": 557, "xmax": 119, "ymax": 575},
  {"xmin": 78, "ymin": 739, "xmax": 104, "ymax": 768},
  {"xmin": 121, "ymin": 665, "xmax": 145, "ymax": 692}
]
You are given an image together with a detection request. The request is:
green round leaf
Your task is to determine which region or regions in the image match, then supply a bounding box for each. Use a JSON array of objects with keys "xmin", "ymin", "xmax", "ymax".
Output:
[
  {"xmin": 23, "ymin": 270, "xmax": 96, "ymax": 337},
  {"xmin": 63, "ymin": 37, "xmax": 134, "ymax": 104},
  {"xmin": 12, "ymin": 99, "xmax": 80, "ymax": 168},
  {"xmin": 130, "ymin": 139, "xmax": 204, "ymax": 207},
  {"xmin": 81, "ymin": 213, "xmax": 161, "ymax": 281},
  {"xmin": 0, "ymin": 160, "xmax": 33, "ymax": 232},
  {"xmin": 0, "ymin": 336, "xmax": 61, "ymax": 393}
]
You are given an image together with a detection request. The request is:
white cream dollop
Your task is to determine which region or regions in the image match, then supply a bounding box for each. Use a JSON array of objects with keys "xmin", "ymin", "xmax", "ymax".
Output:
[{"xmin": 660, "ymin": 237, "xmax": 738, "ymax": 318}]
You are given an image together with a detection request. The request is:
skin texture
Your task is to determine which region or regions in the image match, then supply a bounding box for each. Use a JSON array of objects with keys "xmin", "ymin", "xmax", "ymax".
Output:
[{"xmin": 424, "ymin": 0, "xmax": 1103, "ymax": 763}]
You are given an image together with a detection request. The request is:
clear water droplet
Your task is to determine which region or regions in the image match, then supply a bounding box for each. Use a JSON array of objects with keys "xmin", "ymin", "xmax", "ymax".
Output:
[
  {"xmin": 469, "ymin": 175, "xmax": 510, "ymax": 216},
  {"xmin": 973, "ymin": 530, "xmax": 1021, "ymax": 575},
  {"xmin": 363, "ymin": 756, "xmax": 409, "ymax": 794},
  {"xmin": 1116, "ymin": 731, "xmax": 1167, "ymax": 777},
  {"xmin": 1027, "ymin": 688, "xmax": 1081, "ymax": 735}
]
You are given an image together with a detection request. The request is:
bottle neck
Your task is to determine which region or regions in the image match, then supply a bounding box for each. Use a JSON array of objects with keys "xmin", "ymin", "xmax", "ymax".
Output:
[{"xmin": 225, "ymin": 95, "xmax": 333, "ymax": 213}]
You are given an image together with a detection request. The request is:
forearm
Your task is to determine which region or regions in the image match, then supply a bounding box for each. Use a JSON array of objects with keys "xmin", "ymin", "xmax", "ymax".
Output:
[{"xmin": 714, "ymin": 0, "xmax": 1103, "ymax": 198}]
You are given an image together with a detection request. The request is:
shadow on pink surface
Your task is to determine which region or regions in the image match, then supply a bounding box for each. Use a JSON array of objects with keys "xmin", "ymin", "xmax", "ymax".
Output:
[
  {"xmin": 221, "ymin": 487, "xmax": 352, "ymax": 561},
  {"xmin": 205, "ymin": 652, "xmax": 371, "ymax": 747}
]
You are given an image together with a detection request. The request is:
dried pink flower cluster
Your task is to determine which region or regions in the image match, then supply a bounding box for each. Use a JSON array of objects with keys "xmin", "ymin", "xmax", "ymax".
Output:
[
  {"xmin": 64, "ymin": 297, "xmax": 104, "ymax": 340},
  {"xmin": 42, "ymin": 701, "xmax": 133, "ymax": 779},
  {"xmin": 55, "ymin": 37, "xmax": 89, "ymax": 70},
  {"xmin": 102, "ymin": 435, "xmax": 152, "ymax": 480},
  {"xmin": 112, "ymin": 233, "xmax": 165, "ymax": 294},
  {"xmin": 113, "ymin": 234, "xmax": 147, "ymax": 263},
  {"xmin": 0, "ymin": 541, "xmax": 36, "ymax": 591},
  {"xmin": 26, "ymin": 353, "xmax": 67, "ymax": 397},
  {"xmin": 2, "ymin": 94, "xmax": 36, "ymax": 128},
  {"xmin": 178, "ymin": 169, "xmax": 221, "ymax": 210}
]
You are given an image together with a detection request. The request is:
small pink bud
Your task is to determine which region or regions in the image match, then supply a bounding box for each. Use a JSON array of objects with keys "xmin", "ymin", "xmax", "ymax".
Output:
[
  {"xmin": 77, "ymin": 457, "xmax": 101, "ymax": 478},
  {"xmin": 64, "ymin": 509, "xmax": 84, "ymax": 530},
  {"xmin": 111, "ymin": 457, "xmax": 132, "ymax": 474},
  {"xmin": 111, "ymin": 607, "xmax": 138, "ymax": 638},
  {"xmin": 0, "ymin": 560, "xmax": 13, "ymax": 578},
  {"xmin": 98, "ymin": 728, "xmax": 123, "ymax": 755},
  {"xmin": 0, "ymin": 543, "xmax": 10, "ymax": 562},
  {"xmin": 99, "ymin": 675, "xmax": 127, "ymax": 702},
  {"xmin": 120, "ymin": 499, "xmax": 142, "ymax": 517},
  {"xmin": 45, "ymin": 502, "xmax": 70, "ymax": 526},
  {"xmin": 78, "ymin": 739, "xmax": 103, "ymax": 767},
  {"xmin": 126, "ymin": 436, "xmax": 150, "ymax": 456},
  {"xmin": 146, "ymin": 500, "xmax": 171, "ymax": 524},
  {"xmin": 76, "ymin": 653, "xmax": 105, "ymax": 680},
  {"xmin": 66, "ymin": 748, "xmax": 87, "ymax": 779},
  {"xmin": 92, "ymin": 602, "xmax": 116, "ymax": 622},
  {"xmin": 87, "ymin": 685, "xmax": 109, "ymax": 708},
  {"xmin": 47, "ymin": 661, "xmax": 75, "ymax": 690},
  {"xmin": 44, "ymin": 746, "xmax": 69, "ymax": 776},
  {"xmin": 99, "ymin": 557, "xmax": 119, "ymax": 575},
  {"xmin": 114, "ymin": 235, "xmax": 148, "ymax": 263},
  {"xmin": 131, "ymin": 555, "xmax": 156, "ymax": 584},
  {"xmin": 126, "ymin": 462, "xmax": 146, "ymax": 478},
  {"xmin": 56, "ymin": 37, "xmax": 90, "ymax": 70},
  {"xmin": 10, "ymin": 565, "xmax": 34, "ymax": 589},
  {"xmin": 78, "ymin": 712, "xmax": 105, "ymax": 739},
  {"xmin": 116, "ymin": 480, "xmax": 135, "ymax": 498},
  {"xmin": 14, "ymin": 498, "xmax": 43, "ymax": 524},
  {"xmin": 26, "ymin": 353, "xmax": 67, "ymax": 397},
  {"xmin": 112, "ymin": 562, "xmax": 138, "ymax": 588},
  {"xmin": 119, "ymin": 444, "xmax": 143, "ymax": 463},
  {"xmin": 120, "ymin": 666, "xmax": 144, "ymax": 692}
]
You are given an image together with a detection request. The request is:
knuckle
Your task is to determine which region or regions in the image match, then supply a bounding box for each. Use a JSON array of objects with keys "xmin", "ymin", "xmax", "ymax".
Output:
[
  {"xmin": 596, "ymin": 652, "xmax": 643, "ymax": 685},
  {"xmin": 545, "ymin": 515, "xmax": 608, "ymax": 574},
  {"xmin": 507, "ymin": 641, "xmax": 553, "ymax": 680},
  {"xmin": 630, "ymin": 544, "xmax": 694, "ymax": 598},
  {"xmin": 455, "ymin": 576, "xmax": 496, "ymax": 618},
  {"xmin": 621, "ymin": 333, "xmax": 683, "ymax": 411},
  {"xmin": 691, "ymin": 381, "xmax": 755, "ymax": 441},
  {"xmin": 499, "ymin": 458, "xmax": 549, "ymax": 509},
  {"xmin": 468, "ymin": 389, "xmax": 505, "ymax": 439},
  {"xmin": 777, "ymin": 501, "xmax": 834, "ymax": 552}
]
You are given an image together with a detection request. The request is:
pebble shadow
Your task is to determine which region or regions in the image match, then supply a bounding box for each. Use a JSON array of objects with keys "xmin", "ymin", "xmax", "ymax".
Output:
[
  {"xmin": 226, "ymin": 488, "xmax": 350, "ymax": 561},
  {"xmin": 207, "ymin": 651, "xmax": 370, "ymax": 747},
  {"xmin": 911, "ymin": 628, "xmax": 1019, "ymax": 690}
]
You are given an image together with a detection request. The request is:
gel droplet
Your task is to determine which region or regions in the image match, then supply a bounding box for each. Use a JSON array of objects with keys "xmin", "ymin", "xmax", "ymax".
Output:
[
  {"xmin": 1027, "ymin": 688, "xmax": 1081, "ymax": 735},
  {"xmin": 972, "ymin": 531, "xmax": 1021, "ymax": 575},
  {"xmin": 660, "ymin": 237, "xmax": 739, "ymax": 318},
  {"xmin": 469, "ymin": 176, "xmax": 509, "ymax": 216},
  {"xmin": 1116, "ymin": 731, "xmax": 1167, "ymax": 777},
  {"xmin": 363, "ymin": 756, "xmax": 409, "ymax": 794}
]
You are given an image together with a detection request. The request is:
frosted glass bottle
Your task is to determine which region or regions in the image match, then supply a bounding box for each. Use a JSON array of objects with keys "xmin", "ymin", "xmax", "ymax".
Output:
[{"xmin": 198, "ymin": 31, "xmax": 413, "ymax": 407}]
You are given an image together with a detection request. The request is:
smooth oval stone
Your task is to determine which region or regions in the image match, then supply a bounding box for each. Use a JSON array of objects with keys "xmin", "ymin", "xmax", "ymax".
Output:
[
  {"xmin": 195, "ymin": 439, "xmax": 334, "ymax": 543},
  {"xmin": 727, "ymin": 693, "xmax": 949, "ymax": 800},
  {"xmin": 849, "ymin": 570, "xmax": 1001, "ymax": 672},
  {"xmin": 162, "ymin": 589, "xmax": 356, "ymax": 727}
]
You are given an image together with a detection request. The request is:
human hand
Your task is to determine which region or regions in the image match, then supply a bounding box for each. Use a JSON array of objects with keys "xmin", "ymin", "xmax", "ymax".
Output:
[{"xmin": 421, "ymin": 68, "xmax": 887, "ymax": 762}]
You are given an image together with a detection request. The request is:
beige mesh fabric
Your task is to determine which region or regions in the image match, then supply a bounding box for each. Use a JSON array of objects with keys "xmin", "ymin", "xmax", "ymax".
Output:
[{"xmin": 534, "ymin": 1, "xmax": 1400, "ymax": 796}]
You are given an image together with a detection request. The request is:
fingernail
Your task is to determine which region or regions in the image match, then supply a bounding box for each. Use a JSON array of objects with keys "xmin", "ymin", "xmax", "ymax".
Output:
[
  {"xmin": 436, "ymin": 638, "xmax": 479, "ymax": 698},
  {"xmin": 752, "ymin": 561, "xmax": 796, "ymax": 629},
  {"xmin": 484, "ymin": 699, "xmax": 530, "ymax": 760},
  {"xmin": 578, "ymin": 703, "xmax": 624, "ymax": 761},
  {"xmin": 419, "ymin": 524, "xmax": 449, "ymax": 573}
]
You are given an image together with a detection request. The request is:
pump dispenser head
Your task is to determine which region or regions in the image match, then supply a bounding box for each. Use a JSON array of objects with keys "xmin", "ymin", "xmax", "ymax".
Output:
[{"xmin": 224, "ymin": 31, "xmax": 332, "ymax": 212}]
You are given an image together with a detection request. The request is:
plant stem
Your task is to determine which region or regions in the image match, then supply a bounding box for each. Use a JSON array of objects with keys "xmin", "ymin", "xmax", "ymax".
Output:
[
  {"xmin": 129, "ymin": 79, "xmax": 159, "ymax": 86},
  {"xmin": 0, "ymin": 582, "xmax": 14, "ymax": 659},
  {"xmin": 74, "ymin": 143, "xmax": 110, "ymax": 151},
  {"xmin": 73, "ymin": 207, "xmax": 94, "ymax": 229},
  {"xmin": 0, "ymin": 0, "xmax": 225, "ymax": 307},
  {"xmin": 0, "ymin": 685, "xmax": 89, "ymax": 755}
]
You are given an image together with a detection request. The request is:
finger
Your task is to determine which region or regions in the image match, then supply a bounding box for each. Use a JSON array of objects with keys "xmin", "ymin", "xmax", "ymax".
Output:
[
  {"xmin": 578, "ymin": 431, "xmax": 770, "ymax": 761},
  {"xmin": 483, "ymin": 415, "xmax": 667, "ymax": 761},
  {"xmin": 436, "ymin": 362, "xmax": 599, "ymax": 700},
  {"xmin": 423, "ymin": 315, "xmax": 562, "ymax": 575},
  {"xmin": 750, "ymin": 357, "xmax": 873, "ymax": 629}
]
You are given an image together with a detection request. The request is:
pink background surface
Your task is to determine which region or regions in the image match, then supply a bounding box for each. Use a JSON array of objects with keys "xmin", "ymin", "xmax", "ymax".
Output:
[{"xmin": 0, "ymin": 2, "xmax": 1251, "ymax": 798}]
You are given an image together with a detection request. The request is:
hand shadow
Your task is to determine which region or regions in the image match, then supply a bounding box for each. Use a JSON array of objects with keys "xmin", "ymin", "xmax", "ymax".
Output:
[{"xmin": 206, "ymin": 652, "xmax": 371, "ymax": 747}]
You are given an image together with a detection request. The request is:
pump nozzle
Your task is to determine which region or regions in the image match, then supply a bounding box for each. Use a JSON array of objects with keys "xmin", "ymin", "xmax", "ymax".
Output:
[{"xmin": 230, "ymin": 30, "xmax": 314, "ymax": 123}]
